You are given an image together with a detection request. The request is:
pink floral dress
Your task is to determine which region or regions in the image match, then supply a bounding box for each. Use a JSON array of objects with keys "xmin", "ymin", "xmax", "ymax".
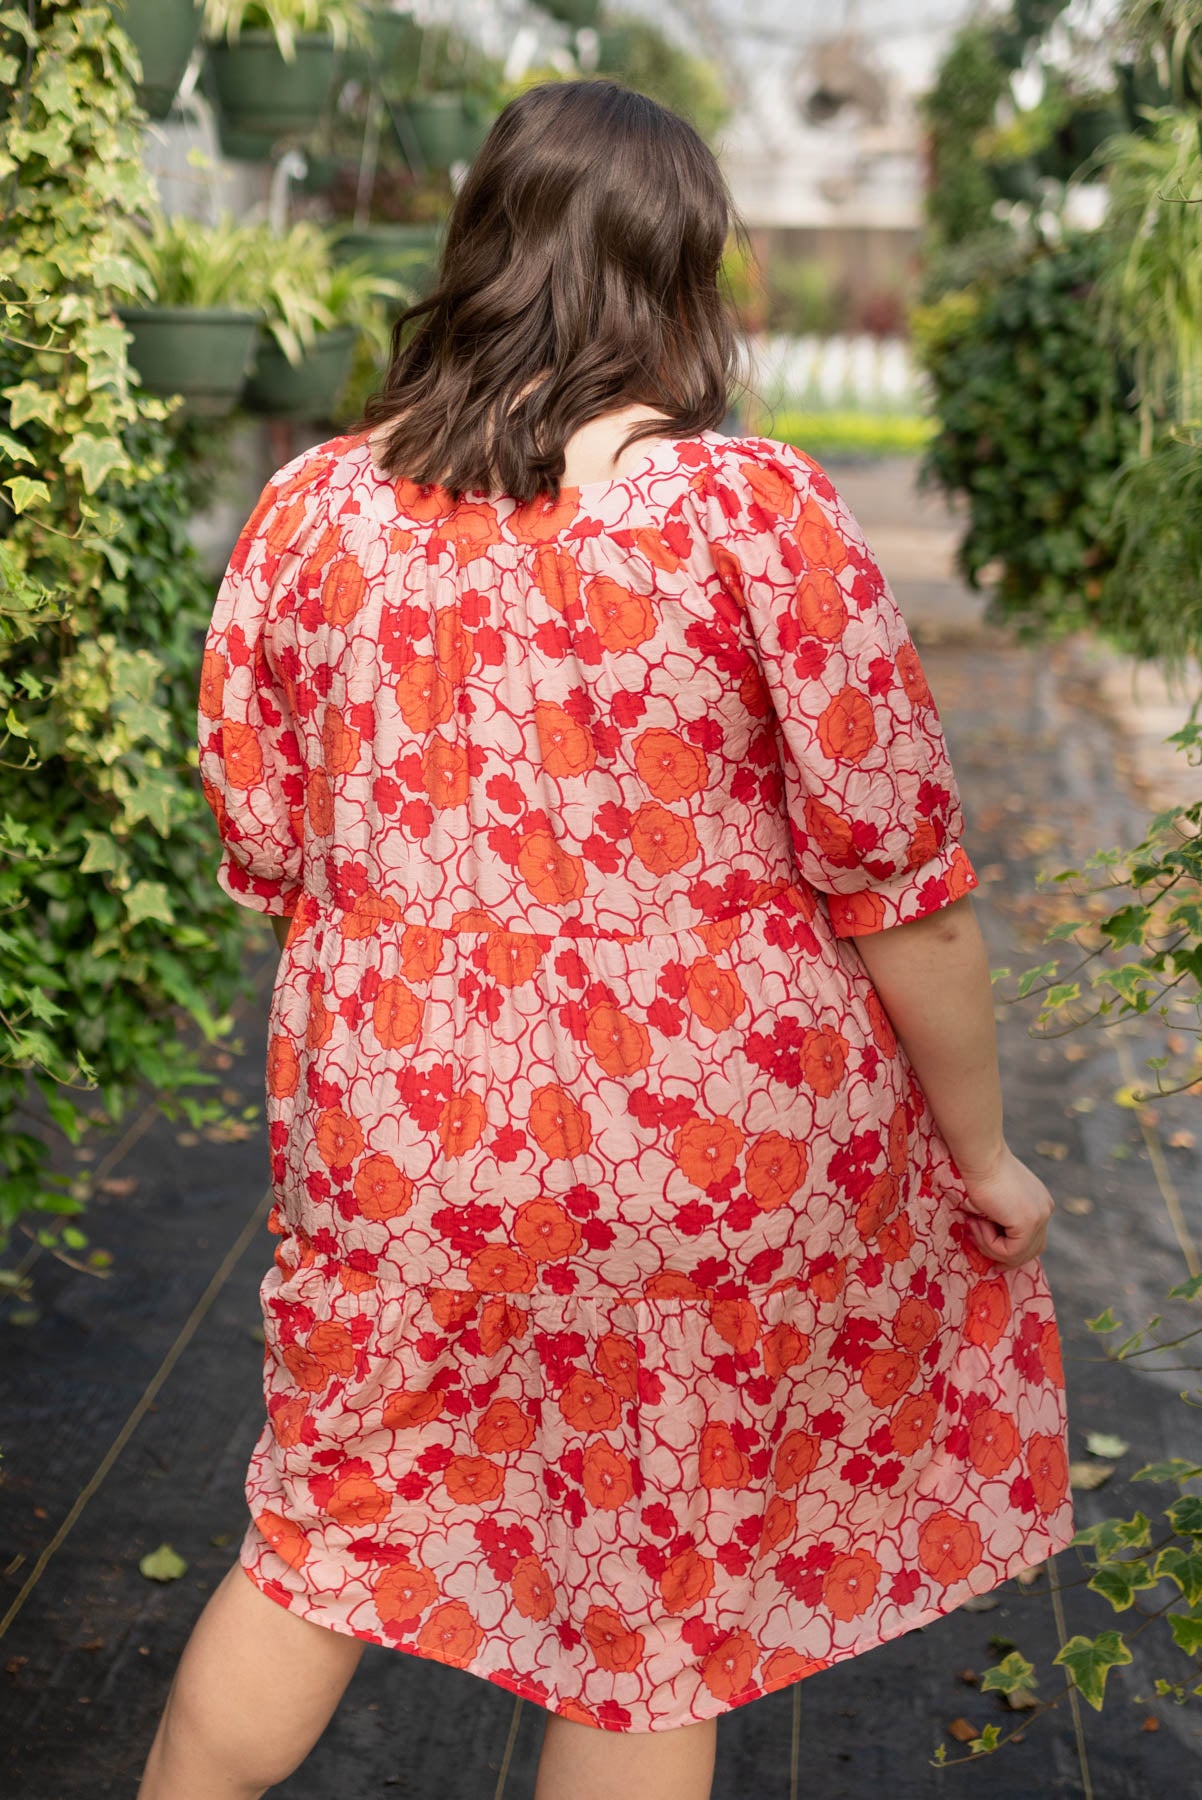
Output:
[{"xmin": 198, "ymin": 427, "xmax": 1073, "ymax": 1733}]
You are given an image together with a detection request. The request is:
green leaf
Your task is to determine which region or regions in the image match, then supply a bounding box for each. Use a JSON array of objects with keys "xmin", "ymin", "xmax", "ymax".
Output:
[
  {"xmin": 1156, "ymin": 1548, "xmax": 1202, "ymax": 1606},
  {"xmin": 78, "ymin": 830, "xmax": 126, "ymax": 876},
  {"xmin": 63, "ymin": 435, "xmax": 126, "ymax": 495},
  {"xmin": 5, "ymin": 476, "xmax": 50, "ymax": 514},
  {"xmin": 139, "ymin": 1542, "xmax": 188, "ymax": 1582},
  {"xmin": 1168, "ymin": 1611, "xmax": 1202, "ymax": 1656},
  {"xmin": 1088, "ymin": 1560, "xmax": 1157, "ymax": 1612},
  {"xmin": 123, "ymin": 881, "xmax": 174, "ymax": 927},
  {"xmin": 1167, "ymin": 1497, "xmax": 1202, "ymax": 1537},
  {"xmin": 1086, "ymin": 1432, "xmax": 1130, "ymax": 1460},
  {"xmin": 1053, "ymin": 1632, "xmax": 1132, "ymax": 1711},
  {"xmin": 980, "ymin": 1651, "xmax": 1037, "ymax": 1695},
  {"xmin": 1168, "ymin": 1275, "xmax": 1202, "ymax": 1302},
  {"xmin": 1086, "ymin": 1308, "xmax": 1121, "ymax": 1334},
  {"xmin": 0, "ymin": 431, "xmax": 36, "ymax": 467},
  {"xmin": 1072, "ymin": 1512, "xmax": 1152, "ymax": 1557},
  {"xmin": 1134, "ymin": 1461, "xmax": 1202, "ymax": 1485},
  {"xmin": 4, "ymin": 383, "xmax": 59, "ymax": 430}
]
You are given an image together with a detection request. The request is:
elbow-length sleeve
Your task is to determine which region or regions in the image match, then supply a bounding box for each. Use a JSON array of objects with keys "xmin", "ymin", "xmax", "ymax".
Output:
[
  {"xmin": 709, "ymin": 439, "xmax": 980, "ymax": 938},
  {"xmin": 197, "ymin": 481, "xmax": 305, "ymax": 917}
]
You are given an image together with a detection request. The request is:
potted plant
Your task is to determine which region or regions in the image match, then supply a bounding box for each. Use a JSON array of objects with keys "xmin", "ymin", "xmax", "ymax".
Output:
[
  {"xmin": 119, "ymin": 213, "xmax": 267, "ymax": 416},
  {"xmin": 542, "ymin": 0, "xmax": 601, "ymax": 27},
  {"xmin": 243, "ymin": 223, "xmax": 405, "ymax": 418},
  {"xmin": 403, "ymin": 88, "xmax": 494, "ymax": 169},
  {"xmin": 201, "ymin": 0, "xmax": 369, "ymax": 153},
  {"xmin": 340, "ymin": 5, "xmax": 422, "ymax": 86},
  {"xmin": 120, "ymin": 0, "xmax": 205, "ymax": 119}
]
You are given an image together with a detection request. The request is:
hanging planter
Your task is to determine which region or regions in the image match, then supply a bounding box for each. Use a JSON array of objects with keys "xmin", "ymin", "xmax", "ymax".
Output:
[
  {"xmin": 120, "ymin": 0, "xmax": 204, "ymax": 120},
  {"xmin": 205, "ymin": 30, "xmax": 339, "ymax": 145},
  {"xmin": 334, "ymin": 222, "xmax": 442, "ymax": 296},
  {"xmin": 404, "ymin": 91, "xmax": 491, "ymax": 170},
  {"xmin": 340, "ymin": 7, "xmax": 422, "ymax": 85},
  {"xmin": 118, "ymin": 307, "xmax": 262, "ymax": 417},
  {"xmin": 243, "ymin": 324, "xmax": 359, "ymax": 419},
  {"xmin": 542, "ymin": 0, "xmax": 601, "ymax": 26}
]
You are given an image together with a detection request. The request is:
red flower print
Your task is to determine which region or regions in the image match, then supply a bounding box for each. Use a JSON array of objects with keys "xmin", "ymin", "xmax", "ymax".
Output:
[
  {"xmin": 822, "ymin": 1550, "xmax": 881, "ymax": 1623},
  {"xmin": 965, "ymin": 1277, "xmax": 1011, "ymax": 1350},
  {"xmin": 700, "ymin": 1628, "xmax": 758, "ymax": 1700},
  {"xmin": 583, "ymin": 1604, "xmax": 645, "ymax": 1672},
  {"xmin": 917, "ymin": 1510, "xmax": 983, "ymax": 1587},
  {"xmin": 968, "ymin": 1407, "xmax": 1020, "ymax": 1478},
  {"xmin": 1026, "ymin": 1432, "xmax": 1069, "ymax": 1515},
  {"xmin": 660, "ymin": 1546, "xmax": 716, "ymax": 1614},
  {"xmin": 416, "ymin": 1599, "xmax": 484, "ymax": 1669}
]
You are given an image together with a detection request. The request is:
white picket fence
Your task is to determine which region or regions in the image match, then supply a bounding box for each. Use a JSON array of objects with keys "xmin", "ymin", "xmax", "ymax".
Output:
[{"xmin": 745, "ymin": 333, "xmax": 920, "ymax": 414}]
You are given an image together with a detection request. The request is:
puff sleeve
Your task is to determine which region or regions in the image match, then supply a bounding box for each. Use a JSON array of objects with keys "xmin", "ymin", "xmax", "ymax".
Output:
[
  {"xmin": 197, "ymin": 481, "xmax": 305, "ymax": 917},
  {"xmin": 709, "ymin": 439, "xmax": 980, "ymax": 937}
]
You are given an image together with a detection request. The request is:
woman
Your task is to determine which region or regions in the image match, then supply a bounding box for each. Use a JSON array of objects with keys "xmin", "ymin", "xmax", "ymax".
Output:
[{"xmin": 143, "ymin": 78, "xmax": 1072, "ymax": 1800}]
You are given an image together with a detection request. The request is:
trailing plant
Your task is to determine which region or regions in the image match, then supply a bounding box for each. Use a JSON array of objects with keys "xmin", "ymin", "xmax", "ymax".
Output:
[
  {"xmin": 202, "ymin": 0, "xmax": 369, "ymax": 58},
  {"xmin": 0, "ymin": 3, "xmax": 249, "ymax": 1249}
]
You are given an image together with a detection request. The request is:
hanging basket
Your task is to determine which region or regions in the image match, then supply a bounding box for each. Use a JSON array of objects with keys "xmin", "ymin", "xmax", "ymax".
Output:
[
  {"xmin": 205, "ymin": 31, "xmax": 338, "ymax": 145},
  {"xmin": 404, "ymin": 92, "xmax": 490, "ymax": 170},
  {"xmin": 243, "ymin": 326, "xmax": 360, "ymax": 420},
  {"xmin": 118, "ymin": 307, "xmax": 261, "ymax": 417},
  {"xmin": 334, "ymin": 222, "xmax": 443, "ymax": 298},
  {"xmin": 121, "ymin": 0, "xmax": 204, "ymax": 120},
  {"xmin": 340, "ymin": 8, "xmax": 423, "ymax": 85},
  {"xmin": 542, "ymin": 0, "xmax": 601, "ymax": 27}
]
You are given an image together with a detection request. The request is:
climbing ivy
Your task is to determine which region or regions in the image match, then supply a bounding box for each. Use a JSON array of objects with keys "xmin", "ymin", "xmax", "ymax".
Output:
[{"xmin": 0, "ymin": 3, "xmax": 247, "ymax": 1250}]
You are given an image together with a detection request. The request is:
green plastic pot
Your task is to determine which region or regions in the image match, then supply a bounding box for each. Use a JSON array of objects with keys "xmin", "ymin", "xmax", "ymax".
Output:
[
  {"xmin": 120, "ymin": 0, "xmax": 203, "ymax": 120},
  {"xmin": 405, "ymin": 92, "xmax": 490, "ymax": 170},
  {"xmin": 206, "ymin": 31, "xmax": 338, "ymax": 145},
  {"xmin": 334, "ymin": 222, "xmax": 443, "ymax": 296},
  {"xmin": 341, "ymin": 8, "xmax": 423, "ymax": 84},
  {"xmin": 118, "ymin": 307, "xmax": 262, "ymax": 417},
  {"xmin": 244, "ymin": 326, "xmax": 360, "ymax": 420},
  {"xmin": 543, "ymin": 0, "xmax": 601, "ymax": 26},
  {"xmin": 596, "ymin": 25, "xmax": 631, "ymax": 70}
]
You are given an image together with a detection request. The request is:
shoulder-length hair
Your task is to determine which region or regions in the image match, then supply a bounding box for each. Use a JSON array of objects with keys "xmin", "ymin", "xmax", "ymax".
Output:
[{"xmin": 361, "ymin": 79, "xmax": 744, "ymax": 504}]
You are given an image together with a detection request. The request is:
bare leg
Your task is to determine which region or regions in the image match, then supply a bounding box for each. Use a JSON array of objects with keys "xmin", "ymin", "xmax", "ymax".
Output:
[
  {"xmin": 137, "ymin": 1561, "xmax": 365, "ymax": 1800},
  {"xmin": 534, "ymin": 1712, "xmax": 717, "ymax": 1800}
]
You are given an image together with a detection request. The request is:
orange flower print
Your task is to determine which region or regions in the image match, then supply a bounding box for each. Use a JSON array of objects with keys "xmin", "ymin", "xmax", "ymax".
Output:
[
  {"xmin": 1041, "ymin": 1318, "xmax": 1065, "ymax": 1388},
  {"xmin": 709, "ymin": 1297, "xmax": 759, "ymax": 1354},
  {"xmin": 374, "ymin": 1558, "xmax": 438, "ymax": 1631},
  {"xmin": 437, "ymin": 1088, "xmax": 487, "ymax": 1158},
  {"xmin": 466, "ymin": 1244, "xmax": 536, "ymax": 1295},
  {"xmin": 596, "ymin": 1333, "xmax": 638, "ymax": 1399},
  {"xmin": 684, "ymin": 957, "xmax": 747, "ymax": 1033},
  {"xmin": 859, "ymin": 1349, "xmax": 918, "ymax": 1408},
  {"xmin": 382, "ymin": 1389, "xmax": 444, "ymax": 1430},
  {"xmin": 531, "ymin": 543, "xmax": 580, "ymax": 612},
  {"xmin": 305, "ymin": 983, "xmax": 335, "ymax": 1052},
  {"xmin": 822, "ymin": 1550, "xmax": 881, "ymax": 1623},
  {"xmin": 581, "ymin": 1442, "xmax": 635, "ymax": 1510},
  {"xmin": 429, "ymin": 1288, "xmax": 478, "ymax": 1329},
  {"xmin": 893, "ymin": 1296, "xmax": 938, "ymax": 1352},
  {"xmin": 673, "ymin": 1113, "xmax": 744, "ymax": 1189},
  {"xmin": 855, "ymin": 1172, "xmax": 899, "ymax": 1240},
  {"xmin": 396, "ymin": 657, "xmax": 454, "ymax": 732},
  {"xmin": 946, "ymin": 843, "xmax": 977, "ymax": 900},
  {"xmin": 477, "ymin": 1297, "xmax": 529, "ymax": 1356},
  {"xmin": 307, "ymin": 1319, "xmax": 355, "ymax": 1378},
  {"xmin": 510, "ymin": 1555, "xmax": 556, "ymax": 1622},
  {"xmin": 629, "ymin": 801, "xmax": 699, "ymax": 875},
  {"xmin": 773, "ymin": 1428, "xmax": 820, "ymax": 1492},
  {"xmin": 817, "ymin": 686, "xmax": 877, "ymax": 764},
  {"xmin": 443, "ymin": 1454, "xmax": 506, "ymax": 1505},
  {"xmin": 315, "ymin": 1107, "xmax": 364, "ymax": 1168},
  {"xmin": 198, "ymin": 647, "xmax": 226, "ymax": 720},
  {"xmin": 325, "ymin": 1466, "xmax": 391, "ymax": 1527},
  {"xmin": 965, "ymin": 1277, "xmax": 1011, "ymax": 1351},
  {"xmin": 266, "ymin": 1033, "xmax": 299, "ymax": 1099},
  {"xmin": 876, "ymin": 1212, "xmax": 915, "ymax": 1264},
  {"xmin": 422, "ymin": 735, "xmax": 470, "ymax": 810},
  {"xmin": 764, "ymin": 1322, "xmax": 812, "ymax": 1379},
  {"xmin": 865, "ymin": 989, "xmax": 897, "ymax": 1055},
  {"xmin": 558, "ymin": 1369, "xmax": 621, "ymax": 1432},
  {"xmin": 633, "ymin": 728, "xmax": 708, "ymax": 802},
  {"xmin": 745, "ymin": 1132, "xmax": 808, "ymax": 1211},
  {"xmin": 269, "ymin": 1395, "xmax": 307, "ymax": 1447},
  {"xmin": 221, "ymin": 720, "xmax": 262, "ymax": 790},
  {"xmin": 528, "ymin": 1084, "xmax": 592, "ymax": 1159},
  {"xmin": 1027, "ymin": 1433, "xmax": 1069, "ymax": 1515},
  {"xmin": 968, "ymin": 1407, "xmax": 1020, "ymax": 1478},
  {"xmin": 473, "ymin": 1397, "xmax": 534, "ymax": 1454},
  {"xmin": 761, "ymin": 1647, "xmax": 829, "ymax": 1690},
  {"xmin": 701, "ymin": 1629, "xmax": 758, "ymax": 1701},
  {"xmin": 585, "ymin": 1001, "xmax": 651, "ymax": 1076},
  {"xmin": 917, "ymin": 1509, "xmax": 983, "ymax": 1587},
  {"xmin": 800, "ymin": 1025, "xmax": 849, "ymax": 1097},
  {"xmin": 513, "ymin": 1198, "xmax": 583, "ymax": 1261},
  {"xmin": 535, "ymin": 701, "xmax": 596, "ymax": 779},
  {"xmin": 321, "ymin": 555, "xmax": 367, "ymax": 626},
  {"xmin": 796, "ymin": 501, "xmax": 851, "ymax": 572},
  {"xmin": 508, "ymin": 490, "xmax": 579, "ymax": 544},
  {"xmin": 659, "ymin": 1546, "xmax": 715, "ymax": 1615},
  {"xmin": 254, "ymin": 1508, "xmax": 310, "ymax": 1570},
  {"xmin": 321, "ymin": 706, "xmax": 361, "ymax": 777},
  {"xmin": 306, "ymin": 767, "xmax": 334, "ymax": 837},
  {"xmin": 400, "ymin": 924, "xmax": 445, "ymax": 983},
  {"xmin": 416, "ymin": 1599, "xmax": 484, "ymax": 1670},
  {"xmin": 352, "ymin": 1152, "xmax": 413, "ymax": 1222},
  {"xmin": 740, "ymin": 459, "xmax": 795, "ymax": 516},
  {"xmin": 583, "ymin": 1603, "xmax": 645, "ymax": 1672},
  {"xmin": 435, "ymin": 603, "xmax": 475, "ymax": 686},
  {"xmin": 887, "ymin": 1103, "xmax": 909, "ymax": 1174},
  {"xmin": 518, "ymin": 827, "xmax": 586, "ymax": 905},
  {"xmin": 802, "ymin": 795, "xmax": 856, "ymax": 868},
  {"xmin": 392, "ymin": 478, "xmax": 455, "ymax": 523},
  {"xmin": 810, "ymin": 1256, "xmax": 846, "ymax": 1304},
  {"xmin": 584, "ymin": 575, "xmax": 655, "ymax": 650},
  {"xmin": 827, "ymin": 889, "xmax": 886, "ymax": 936},
  {"xmin": 759, "ymin": 1495, "xmax": 796, "ymax": 1553},
  {"xmin": 895, "ymin": 641, "xmax": 932, "ymax": 707},
  {"xmin": 891, "ymin": 1391, "xmax": 938, "ymax": 1455},
  {"xmin": 795, "ymin": 569, "xmax": 848, "ymax": 641},
  {"xmin": 372, "ymin": 977, "xmax": 423, "ymax": 1051},
  {"xmin": 442, "ymin": 502, "xmax": 502, "ymax": 566},
  {"xmin": 699, "ymin": 1421, "xmax": 751, "ymax": 1490}
]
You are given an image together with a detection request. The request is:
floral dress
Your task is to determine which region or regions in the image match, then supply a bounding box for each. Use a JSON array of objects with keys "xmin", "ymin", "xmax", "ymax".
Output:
[{"xmin": 198, "ymin": 426, "xmax": 1073, "ymax": 1733}]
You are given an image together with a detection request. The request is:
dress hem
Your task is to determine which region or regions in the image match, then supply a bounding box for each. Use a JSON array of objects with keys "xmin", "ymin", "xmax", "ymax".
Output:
[{"xmin": 236, "ymin": 1513, "xmax": 1078, "ymax": 1734}]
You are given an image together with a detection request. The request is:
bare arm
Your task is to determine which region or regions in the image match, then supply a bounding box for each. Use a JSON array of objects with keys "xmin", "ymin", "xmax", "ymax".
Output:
[{"xmin": 851, "ymin": 894, "xmax": 1054, "ymax": 1268}]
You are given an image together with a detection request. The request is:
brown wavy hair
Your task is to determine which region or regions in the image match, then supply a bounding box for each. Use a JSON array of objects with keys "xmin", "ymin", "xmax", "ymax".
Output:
[{"xmin": 361, "ymin": 79, "xmax": 744, "ymax": 504}]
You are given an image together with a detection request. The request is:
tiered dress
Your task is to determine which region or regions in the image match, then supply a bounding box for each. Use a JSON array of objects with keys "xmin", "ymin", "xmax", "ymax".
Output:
[{"xmin": 198, "ymin": 426, "xmax": 1073, "ymax": 1733}]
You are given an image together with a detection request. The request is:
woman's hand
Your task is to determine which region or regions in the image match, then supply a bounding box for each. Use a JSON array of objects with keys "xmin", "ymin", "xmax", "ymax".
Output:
[{"xmin": 957, "ymin": 1143, "xmax": 1055, "ymax": 1269}]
